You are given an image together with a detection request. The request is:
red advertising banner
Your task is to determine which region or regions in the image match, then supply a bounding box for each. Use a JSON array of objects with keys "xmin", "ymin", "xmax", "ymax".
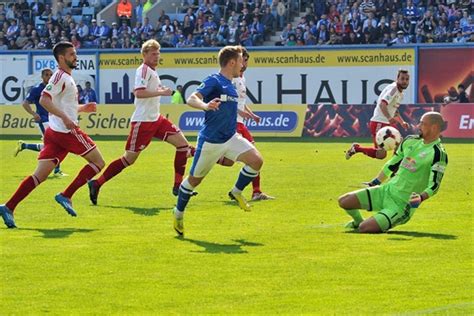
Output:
[
  {"xmin": 440, "ymin": 103, "xmax": 474, "ymax": 138},
  {"xmin": 303, "ymin": 103, "xmax": 473, "ymax": 139},
  {"xmin": 418, "ymin": 48, "xmax": 474, "ymax": 103}
]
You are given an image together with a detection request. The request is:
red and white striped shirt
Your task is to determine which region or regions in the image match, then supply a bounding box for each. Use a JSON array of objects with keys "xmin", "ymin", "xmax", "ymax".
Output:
[
  {"xmin": 41, "ymin": 68, "xmax": 79, "ymax": 133},
  {"xmin": 132, "ymin": 63, "xmax": 162, "ymax": 122}
]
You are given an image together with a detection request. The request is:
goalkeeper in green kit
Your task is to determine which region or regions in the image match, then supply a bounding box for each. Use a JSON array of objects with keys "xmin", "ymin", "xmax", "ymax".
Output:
[{"xmin": 338, "ymin": 112, "xmax": 448, "ymax": 233}]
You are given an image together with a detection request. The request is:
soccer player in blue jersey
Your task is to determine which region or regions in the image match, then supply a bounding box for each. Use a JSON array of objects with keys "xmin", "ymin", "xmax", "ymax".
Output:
[
  {"xmin": 14, "ymin": 68, "xmax": 65, "ymax": 176},
  {"xmin": 173, "ymin": 45, "xmax": 264, "ymax": 236}
]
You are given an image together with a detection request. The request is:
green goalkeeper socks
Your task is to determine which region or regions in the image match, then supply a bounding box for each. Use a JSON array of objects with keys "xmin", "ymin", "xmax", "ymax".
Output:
[{"xmin": 345, "ymin": 209, "xmax": 364, "ymax": 225}]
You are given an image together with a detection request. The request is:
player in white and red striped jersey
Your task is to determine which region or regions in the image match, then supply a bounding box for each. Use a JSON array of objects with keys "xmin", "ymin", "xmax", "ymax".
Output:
[
  {"xmin": 218, "ymin": 47, "xmax": 274, "ymax": 201},
  {"xmin": 345, "ymin": 69, "xmax": 410, "ymax": 160},
  {"xmin": 87, "ymin": 39, "xmax": 195, "ymax": 205},
  {"xmin": 0, "ymin": 42, "xmax": 105, "ymax": 228}
]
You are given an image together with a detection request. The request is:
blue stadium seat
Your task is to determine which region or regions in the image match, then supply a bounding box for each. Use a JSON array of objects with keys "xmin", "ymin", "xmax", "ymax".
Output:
[
  {"xmin": 72, "ymin": 15, "xmax": 83, "ymax": 23},
  {"xmin": 168, "ymin": 13, "xmax": 186, "ymax": 22},
  {"xmin": 82, "ymin": 7, "xmax": 95, "ymax": 16}
]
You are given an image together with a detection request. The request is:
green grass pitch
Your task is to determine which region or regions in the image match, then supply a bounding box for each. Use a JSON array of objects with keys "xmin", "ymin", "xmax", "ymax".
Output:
[{"xmin": 0, "ymin": 137, "xmax": 472, "ymax": 314}]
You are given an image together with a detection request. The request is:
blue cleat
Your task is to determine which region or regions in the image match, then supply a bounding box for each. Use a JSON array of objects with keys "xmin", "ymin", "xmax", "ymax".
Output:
[
  {"xmin": 0, "ymin": 204, "xmax": 17, "ymax": 228},
  {"xmin": 54, "ymin": 193, "xmax": 77, "ymax": 217}
]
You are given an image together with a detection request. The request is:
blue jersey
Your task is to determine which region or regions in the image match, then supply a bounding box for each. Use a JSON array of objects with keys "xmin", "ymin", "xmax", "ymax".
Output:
[
  {"xmin": 196, "ymin": 73, "xmax": 239, "ymax": 143},
  {"xmin": 26, "ymin": 82, "xmax": 49, "ymax": 122}
]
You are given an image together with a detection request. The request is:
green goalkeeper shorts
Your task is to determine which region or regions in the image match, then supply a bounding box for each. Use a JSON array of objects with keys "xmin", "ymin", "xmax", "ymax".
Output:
[{"xmin": 355, "ymin": 185, "xmax": 416, "ymax": 232}]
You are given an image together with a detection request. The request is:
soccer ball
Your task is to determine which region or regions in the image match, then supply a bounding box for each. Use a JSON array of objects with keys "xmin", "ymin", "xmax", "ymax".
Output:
[{"xmin": 376, "ymin": 126, "xmax": 402, "ymax": 151}]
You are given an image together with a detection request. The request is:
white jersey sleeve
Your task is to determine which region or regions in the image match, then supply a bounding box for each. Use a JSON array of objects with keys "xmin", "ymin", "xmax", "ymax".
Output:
[
  {"xmin": 232, "ymin": 76, "xmax": 246, "ymax": 123},
  {"xmin": 41, "ymin": 69, "xmax": 79, "ymax": 133},
  {"xmin": 371, "ymin": 82, "xmax": 404, "ymax": 123},
  {"xmin": 131, "ymin": 64, "xmax": 161, "ymax": 122}
]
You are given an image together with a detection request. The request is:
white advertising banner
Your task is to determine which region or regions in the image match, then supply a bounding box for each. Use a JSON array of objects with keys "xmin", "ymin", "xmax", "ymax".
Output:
[
  {"xmin": 99, "ymin": 49, "xmax": 416, "ymax": 105},
  {"xmin": 0, "ymin": 54, "xmax": 29, "ymax": 104}
]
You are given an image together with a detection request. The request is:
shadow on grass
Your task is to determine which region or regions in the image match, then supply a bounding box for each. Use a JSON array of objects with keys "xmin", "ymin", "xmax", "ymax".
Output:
[
  {"xmin": 20, "ymin": 227, "xmax": 96, "ymax": 238},
  {"xmin": 101, "ymin": 205, "xmax": 165, "ymax": 216},
  {"xmin": 387, "ymin": 230, "xmax": 457, "ymax": 240},
  {"xmin": 175, "ymin": 237, "xmax": 263, "ymax": 254},
  {"xmin": 345, "ymin": 230, "xmax": 457, "ymax": 240}
]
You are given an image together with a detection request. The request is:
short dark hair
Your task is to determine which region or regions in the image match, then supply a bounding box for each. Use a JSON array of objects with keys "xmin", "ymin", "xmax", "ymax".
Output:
[
  {"xmin": 397, "ymin": 69, "xmax": 409, "ymax": 78},
  {"xmin": 41, "ymin": 68, "xmax": 53, "ymax": 76},
  {"xmin": 458, "ymin": 84, "xmax": 465, "ymax": 89},
  {"xmin": 53, "ymin": 41, "xmax": 74, "ymax": 62},
  {"xmin": 218, "ymin": 45, "xmax": 242, "ymax": 67}
]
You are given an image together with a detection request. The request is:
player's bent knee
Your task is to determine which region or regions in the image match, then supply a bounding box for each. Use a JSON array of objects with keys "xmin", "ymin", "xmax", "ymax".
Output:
[{"xmin": 359, "ymin": 219, "xmax": 383, "ymax": 234}]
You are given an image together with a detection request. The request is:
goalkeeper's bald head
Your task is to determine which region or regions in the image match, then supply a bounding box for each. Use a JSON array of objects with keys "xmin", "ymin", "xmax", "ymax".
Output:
[{"xmin": 422, "ymin": 112, "xmax": 446, "ymax": 132}]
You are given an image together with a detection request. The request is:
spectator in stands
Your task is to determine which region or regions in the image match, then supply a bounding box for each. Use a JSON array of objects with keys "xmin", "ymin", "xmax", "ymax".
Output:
[
  {"xmin": 276, "ymin": 0, "xmax": 286, "ymax": 30},
  {"xmin": 182, "ymin": 15, "xmax": 194, "ymax": 37},
  {"xmin": 158, "ymin": 9, "xmax": 170, "ymax": 24},
  {"xmin": 317, "ymin": 23, "xmax": 330, "ymax": 43},
  {"xmin": 343, "ymin": 31, "xmax": 360, "ymax": 44},
  {"xmin": 249, "ymin": 15, "xmax": 264, "ymax": 45},
  {"xmin": 99, "ymin": 19, "xmax": 110, "ymax": 39},
  {"xmin": 452, "ymin": 30, "xmax": 466, "ymax": 43},
  {"xmin": 261, "ymin": 7, "xmax": 275, "ymax": 40},
  {"xmin": 143, "ymin": 0, "xmax": 153, "ymax": 15},
  {"xmin": 227, "ymin": 20, "xmax": 239, "ymax": 45},
  {"xmin": 216, "ymin": 18, "xmax": 229, "ymax": 45},
  {"xmin": 286, "ymin": 33, "xmax": 296, "ymax": 46},
  {"xmin": 15, "ymin": 29, "xmax": 28, "ymax": 48},
  {"xmin": 403, "ymin": 0, "xmax": 418, "ymax": 32},
  {"xmin": 135, "ymin": 0, "xmax": 143, "ymax": 23},
  {"xmin": 111, "ymin": 22, "xmax": 119, "ymax": 38},
  {"xmin": 30, "ymin": 0, "xmax": 44, "ymax": 16},
  {"xmin": 0, "ymin": 38, "xmax": 7, "ymax": 50},
  {"xmin": 6, "ymin": 19, "xmax": 18, "ymax": 41},
  {"xmin": 204, "ymin": 15, "xmax": 217, "ymax": 33},
  {"xmin": 359, "ymin": 0, "xmax": 376, "ymax": 20},
  {"xmin": 456, "ymin": 84, "xmax": 469, "ymax": 103},
  {"xmin": 71, "ymin": 35, "xmax": 81, "ymax": 48},
  {"xmin": 119, "ymin": 20, "xmax": 132, "ymax": 36},
  {"xmin": 76, "ymin": 20, "xmax": 89, "ymax": 40},
  {"xmin": 81, "ymin": 81, "xmax": 97, "ymax": 103},
  {"xmin": 171, "ymin": 85, "xmax": 185, "ymax": 104},
  {"xmin": 117, "ymin": 0, "xmax": 133, "ymax": 26}
]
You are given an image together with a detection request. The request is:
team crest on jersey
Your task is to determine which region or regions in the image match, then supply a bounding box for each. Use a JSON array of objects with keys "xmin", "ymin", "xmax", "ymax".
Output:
[
  {"xmin": 198, "ymin": 82, "xmax": 205, "ymax": 89},
  {"xmin": 46, "ymin": 84, "xmax": 52, "ymax": 90}
]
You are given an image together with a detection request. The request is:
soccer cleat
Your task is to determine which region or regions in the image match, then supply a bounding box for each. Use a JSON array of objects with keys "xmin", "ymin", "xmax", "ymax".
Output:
[
  {"xmin": 228, "ymin": 191, "xmax": 251, "ymax": 212},
  {"xmin": 53, "ymin": 170, "xmax": 68, "ymax": 177},
  {"xmin": 345, "ymin": 143, "xmax": 359, "ymax": 160},
  {"xmin": 54, "ymin": 193, "xmax": 77, "ymax": 217},
  {"xmin": 345, "ymin": 221, "xmax": 360, "ymax": 229},
  {"xmin": 13, "ymin": 140, "xmax": 24, "ymax": 157},
  {"xmin": 173, "ymin": 209, "xmax": 184, "ymax": 236},
  {"xmin": 88, "ymin": 180, "xmax": 100, "ymax": 205},
  {"xmin": 251, "ymin": 192, "xmax": 275, "ymax": 201},
  {"xmin": 0, "ymin": 205, "xmax": 16, "ymax": 228}
]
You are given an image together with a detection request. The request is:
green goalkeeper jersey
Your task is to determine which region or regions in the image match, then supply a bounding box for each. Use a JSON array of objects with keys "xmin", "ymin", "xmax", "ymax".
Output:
[{"xmin": 381, "ymin": 135, "xmax": 448, "ymax": 203}]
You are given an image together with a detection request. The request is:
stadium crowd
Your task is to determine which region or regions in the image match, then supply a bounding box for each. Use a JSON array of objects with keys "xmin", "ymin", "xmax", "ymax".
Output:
[{"xmin": 0, "ymin": 0, "xmax": 472, "ymax": 50}]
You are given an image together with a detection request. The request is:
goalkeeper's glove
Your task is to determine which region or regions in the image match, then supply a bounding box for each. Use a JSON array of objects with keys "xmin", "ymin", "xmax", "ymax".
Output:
[
  {"xmin": 409, "ymin": 192, "xmax": 422, "ymax": 208},
  {"xmin": 363, "ymin": 178, "xmax": 381, "ymax": 187}
]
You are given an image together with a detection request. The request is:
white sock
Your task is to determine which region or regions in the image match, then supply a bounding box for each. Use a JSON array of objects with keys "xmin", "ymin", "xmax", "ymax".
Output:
[
  {"xmin": 174, "ymin": 209, "xmax": 184, "ymax": 219},
  {"xmin": 231, "ymin": 187, "xmax": 242, "ymax": 195}
]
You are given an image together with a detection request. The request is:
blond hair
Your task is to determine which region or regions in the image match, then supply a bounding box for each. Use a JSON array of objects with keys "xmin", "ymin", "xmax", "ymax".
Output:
[{"xmin": 141, "ymin": 39, "xmax": 161, "ymax": 54}]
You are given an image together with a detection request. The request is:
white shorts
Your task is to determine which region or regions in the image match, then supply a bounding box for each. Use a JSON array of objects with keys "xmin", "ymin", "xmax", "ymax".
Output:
[{"xmin": 190, "ymin": 133, "xmax": 255, "ymax": 178}]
